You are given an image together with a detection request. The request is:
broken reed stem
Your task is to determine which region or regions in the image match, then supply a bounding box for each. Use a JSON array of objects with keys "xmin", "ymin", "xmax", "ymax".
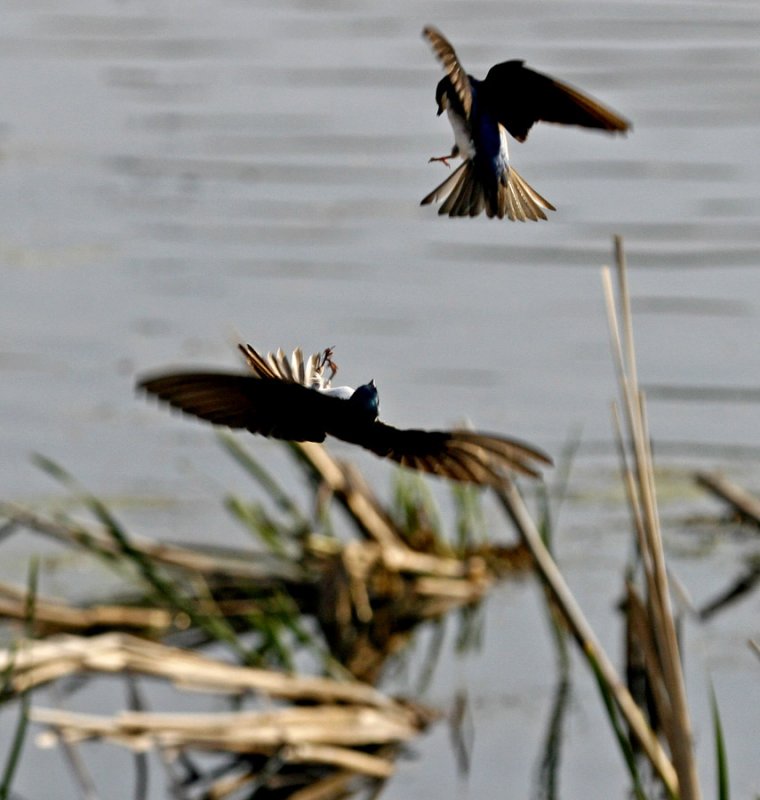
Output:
[
  {"xmin": 495, "ymin": 481, "xmax": 678, "ymax": 794},
  {"xmin": 0, "ymin": 583, "xmax": 172, "ymax": 635},
  {"xmin": 291, "ymin": 443, "xmax": 404, "ymax": 550},
  {"xmin": 293, "ymin": 442, "xmax": 483, "ymax": 581},
  {"xmin": 0, "ymin": 502, "xmax": 296, "ymax": 583},
  {"xmin": 604, "ymin": 236, "xmax": 701, "ymax": 800},
  {"xmin": 30, "ymin": 705, "xmax": 416, "ymax": 776},
  {"xmin": 0, "ymin": 633, "xmax": 397, "ymax": 709},
  {"xmin": 614, "ymin": 234, "xmax": 639, "ymax": 393},
  {"xmin": 695, "ymin": 471, "xmax": 760, "ymax": 526}
]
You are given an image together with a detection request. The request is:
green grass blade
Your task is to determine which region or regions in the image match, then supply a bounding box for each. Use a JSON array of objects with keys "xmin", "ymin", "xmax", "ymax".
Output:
[
  {"xmin": 538, "ymin": 430, "xmax": 581, "ymax": 548},
  {"xmin": 0, "ymin": 690, "xmax": 30, "ymax": 800},
  {"xmin": 217, "ymin": 433, "xmax": 306, "ymax": 523},
  {"xmin": 588, "ymin": 653, "xmax": 651, "ymax": 800},
  {"xmin": 534, "ymin": 673, "xmax": 571, "ymax": 800},
  {"xmin": 710, "ymin": 681, "xmax": 730, "ymax": 800},
  {"xmin": 33, "ymin": 455, "xmax": 249, "ymax": 660},
  {"xmin": 450, "ymin": 482, "xmax": 486, "ymax": 549},
  {"xmin": 224, "ymin": 496, "xmax": 291, "ymax": 556},
  {"xmin": 392, "ymin": 470, "xmax": 442, "ymax": 547}
]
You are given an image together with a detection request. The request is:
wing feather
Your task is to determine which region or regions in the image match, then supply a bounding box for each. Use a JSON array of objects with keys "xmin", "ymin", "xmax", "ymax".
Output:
[
  {"xmin": 274, "ymin": 348, "xmax": 292, "ymax": 381},
  {"xmin": 138, "ymin": 372, "xmax": 331, "ymax": 442},
  {"xmin": 239, "ymin": 344, "xmax": 278, "ymax": 379},
  {"xmin": 423, "ymin": 26, "xmax": 472, "ymax": 118},
  {"xmin": 292, "ymin": 347, "xmax": 305, "ymax": 384},
  {"xmin": 352, "ymin": 423, "xmax": 551, "ymax": 485},
  {"xmin": 239, "ymin": 343, "xmax": 331, "ymax": 389},
  {"xmin": 437, "ymin": 447, "xmax": 497, "ymax": 484},
  {"xmin": 484, "ymin": 60, "xmax": 631, "ymax": 142}
]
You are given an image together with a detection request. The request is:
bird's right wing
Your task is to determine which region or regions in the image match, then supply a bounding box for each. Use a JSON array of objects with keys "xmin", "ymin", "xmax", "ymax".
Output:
[
  {"xmin": 354, "ymin": 422, "xmax": 552, "ymax": 485},
  {"xmin": 423, "ymin": 26, "xmax": 472, "ymax": 118},
  {"xmin": 138, "ymin": 372, "xmax": 334, "ymax": 442}
]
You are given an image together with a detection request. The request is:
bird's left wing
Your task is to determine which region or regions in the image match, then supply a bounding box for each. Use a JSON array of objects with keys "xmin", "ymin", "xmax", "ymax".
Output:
[
  {"xmin": 351, "ymin": 421, "xmax": 552, "ymax": 485},
  {"xmin": 423, "ymin": 26, "xmax": 472, "ymax": 118},
  {"xmin": 483, "ymin": 60, "xmax": 631, "ymax": 142}
]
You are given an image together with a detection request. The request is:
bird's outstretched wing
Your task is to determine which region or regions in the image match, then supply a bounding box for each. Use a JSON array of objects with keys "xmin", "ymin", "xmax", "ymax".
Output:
[
  {"xmin": 138, "ymin": 372, "xmax": 334, "ymax": 442},
  {"xmin": 423, "ymin": 26, "xmax": 472, "ymax": 118},
  {"xmin": 351, "ymin": 421, "xmax": 552, "ymax": 484},
  {"xmin": 483, "ymin": 60, "xmax": 631, "ymax": 142}
]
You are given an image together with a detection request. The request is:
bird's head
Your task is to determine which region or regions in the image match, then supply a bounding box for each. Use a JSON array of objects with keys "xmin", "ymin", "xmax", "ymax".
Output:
[
  {"xmin": 349, "ymin": 380, "xmax": 379, "ymax": 420},
  {"xmin": 434, "ymin": 77, "xmax": 450, "ymax": 116}
]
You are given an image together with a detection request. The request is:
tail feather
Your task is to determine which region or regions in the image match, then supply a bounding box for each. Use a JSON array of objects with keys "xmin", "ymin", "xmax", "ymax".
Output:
[
  {"xmin": 510, "ymin": 181, "xmax": 532, "ymax": 220},
  {"xmin": 501, "ymin": 178, "xmax": 521, "ymax": 220},
  {"xmin": 506, "ymin": 170, "xmax": 540, "ymax": 221},
  {"xmin": 437, "ymin": 165, "xmax": 469, "ymax": 215},
  {"xmin": 421, "ymin": 161, "xmax": 469, "ymax": 207},
  {"xmin": 509, "ymin": 166, "xmax": 556, "ymax": 219},
  {"xmin": 452, "ymin": 166, "xmax": 480, "ymax": 216},
  {"xmin": 422, "ymin": 161, "xmax": 555, "ymax": 221}
]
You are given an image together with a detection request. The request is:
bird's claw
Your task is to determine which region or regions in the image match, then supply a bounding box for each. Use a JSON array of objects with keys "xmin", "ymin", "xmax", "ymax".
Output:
[
  {"xmin": 320, "ymin": 346, "xmax": 338, "ymax": 381},
  {"xmin": 428, "ymin": 154, "xmax": 452, "ymax": 168}
]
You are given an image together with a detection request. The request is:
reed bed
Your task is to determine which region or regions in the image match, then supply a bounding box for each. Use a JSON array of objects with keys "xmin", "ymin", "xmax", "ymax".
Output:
[
  {"xmin": 0, "ymin": 422, "xmax": 530, "ymax": 797},
  {"xmin": 0, "ymin": 237, "xmax": 748, "ymax": 799}
]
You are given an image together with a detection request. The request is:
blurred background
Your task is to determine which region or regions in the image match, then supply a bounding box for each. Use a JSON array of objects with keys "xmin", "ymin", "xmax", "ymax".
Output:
[{"xmin": 1, "ymin": 0, "xmax": 759, "ymax": 797}]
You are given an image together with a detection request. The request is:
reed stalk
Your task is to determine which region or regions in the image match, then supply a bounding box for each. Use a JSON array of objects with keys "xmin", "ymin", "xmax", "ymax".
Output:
[{"xmin": 604, "ymin": 236, "xmax": 700, "ymax": 800}]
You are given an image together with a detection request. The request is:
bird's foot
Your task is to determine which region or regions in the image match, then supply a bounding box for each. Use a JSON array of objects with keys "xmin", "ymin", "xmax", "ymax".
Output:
[
  {"xmin": 428, "ymin": 154, "xmax": 453, "ymax": 168},
  {"xmin": 320, "ymin": 346, "xmax": 338, "ymax": 381}
]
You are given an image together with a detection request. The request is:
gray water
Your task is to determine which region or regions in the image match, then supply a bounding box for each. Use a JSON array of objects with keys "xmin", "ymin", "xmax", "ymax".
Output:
[{"xmin": 1, "ymin": 0, "xmax": 759, "ymax": 797}]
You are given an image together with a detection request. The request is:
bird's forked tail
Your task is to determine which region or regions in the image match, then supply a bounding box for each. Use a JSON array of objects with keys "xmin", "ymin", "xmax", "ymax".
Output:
[{"xmin": 421, "ymin": 160, "xmax": 555, "ymax": 221}]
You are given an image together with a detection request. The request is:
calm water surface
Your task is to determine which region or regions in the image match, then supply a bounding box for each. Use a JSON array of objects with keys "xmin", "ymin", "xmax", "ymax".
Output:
[{"xmin": 1, "ymin": 0, "xmax": 759, "ymax": 797}]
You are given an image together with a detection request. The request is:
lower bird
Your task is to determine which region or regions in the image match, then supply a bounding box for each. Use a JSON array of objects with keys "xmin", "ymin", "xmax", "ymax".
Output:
[
  {"xmin": 138, "ymin": 343, "xmax": 551, "ymax": 486},
  {"xmin": 421, "ymin": 26, "xmax": 631, "ymax": 220}
]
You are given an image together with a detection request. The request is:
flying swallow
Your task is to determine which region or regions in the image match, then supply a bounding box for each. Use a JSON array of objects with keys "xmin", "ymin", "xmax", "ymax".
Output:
[
  {"xmin": 421, "ymin": 26, "xmax": 631, "ymax": 221},
  {"xmin": 138, "ymin": 344, "xmax": 552, "ymax": 486}
]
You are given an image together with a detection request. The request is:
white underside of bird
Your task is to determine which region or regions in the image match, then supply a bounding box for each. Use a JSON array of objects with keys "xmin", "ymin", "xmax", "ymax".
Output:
[{"xmin": 447, "ymin": 106, "xmax": 477, "ymax": 160}]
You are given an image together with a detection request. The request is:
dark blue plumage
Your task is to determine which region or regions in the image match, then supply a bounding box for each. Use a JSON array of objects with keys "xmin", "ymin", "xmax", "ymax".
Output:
[{"xmin": 348, "ymin": 380, "xmax": 380, "ymax": 419}]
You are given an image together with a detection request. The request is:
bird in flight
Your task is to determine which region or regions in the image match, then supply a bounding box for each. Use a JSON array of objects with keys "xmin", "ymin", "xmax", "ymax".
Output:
[
  {"xmin": 138, "ymin": 343, "xmax": 551, "ymax": 486},
  {"xmin": 420, "ymin": 26, "xmax": 631, "ymax": 221}
]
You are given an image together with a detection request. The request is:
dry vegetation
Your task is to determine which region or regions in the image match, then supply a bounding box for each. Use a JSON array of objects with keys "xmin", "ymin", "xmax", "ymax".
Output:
[{"xmin": 0, "ymin": 239, "xmax": 754, "ymax": 799}]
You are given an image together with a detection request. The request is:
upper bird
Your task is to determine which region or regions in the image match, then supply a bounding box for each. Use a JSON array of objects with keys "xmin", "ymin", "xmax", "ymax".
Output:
[
  {"xmin": 138, "ymin": 343, "xmax": 552, "ymax": 486},
  {"xmin": 420, "ymin": 26, "xmax": 631, "ymax": 221}
]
